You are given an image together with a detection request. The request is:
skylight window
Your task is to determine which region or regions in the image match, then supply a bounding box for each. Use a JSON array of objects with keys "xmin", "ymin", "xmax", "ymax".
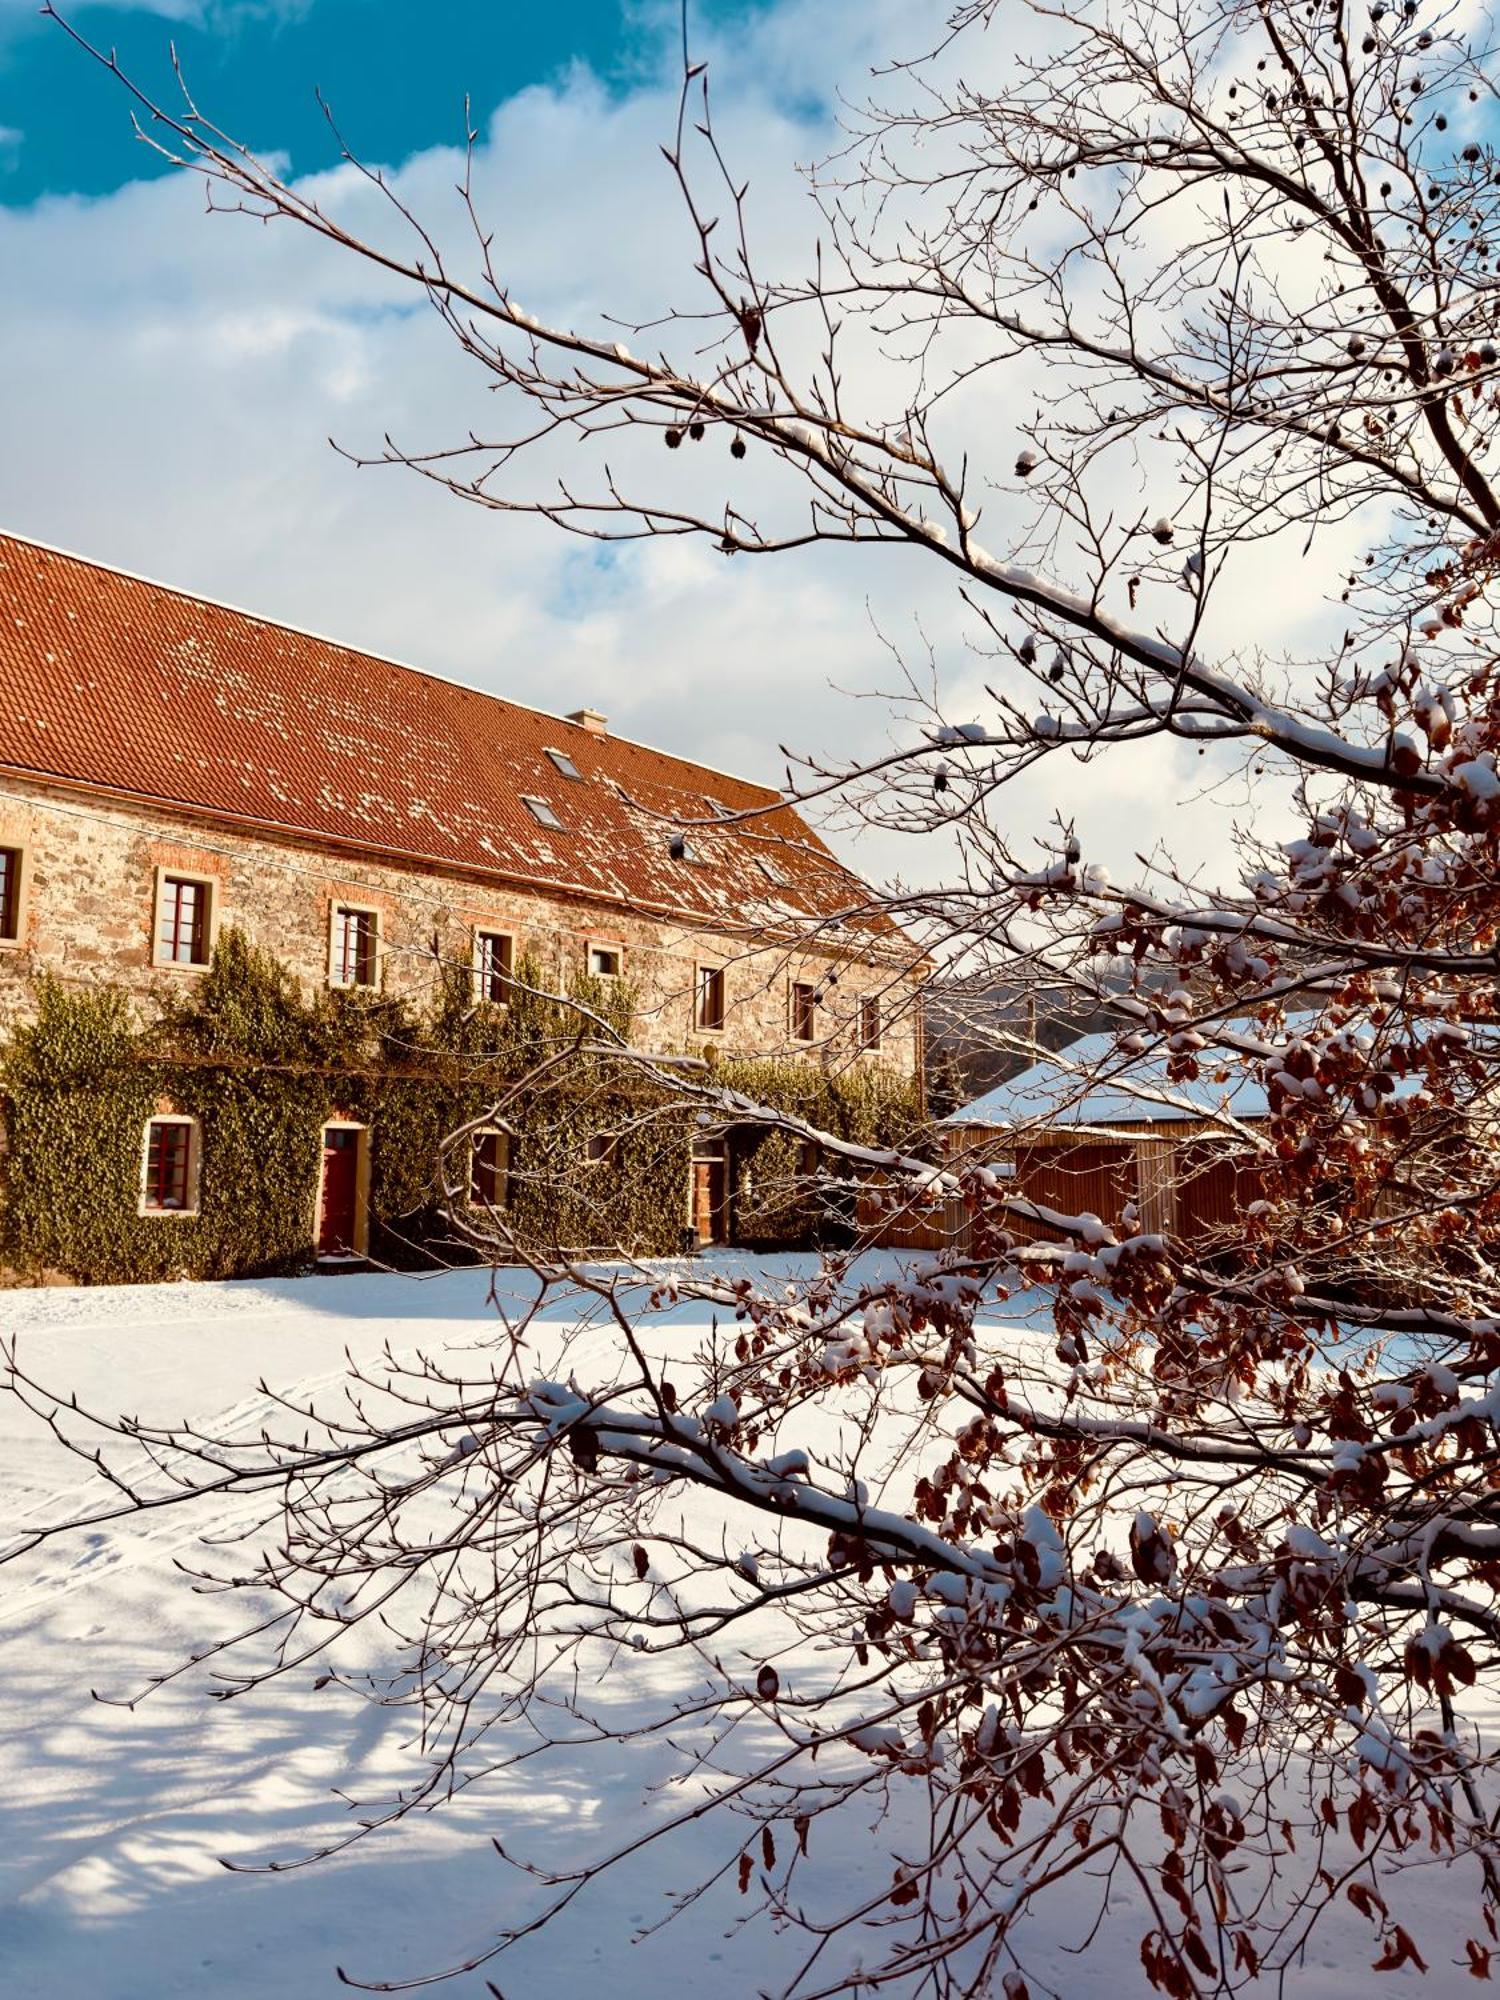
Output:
[
  {"xmin": 545, "ymin": 747, "xmax": 583, "ymax": 781},
  {"xmin": 754, "ymin": 853, "xmax": 789, "ymax": 887},
  {"xmin": 522, "ymin": 795, "xmax": 565, "ymax": 830},
  {"xmin": 668, "ymin": 832, "xmax": 701, "ymax": 863}
]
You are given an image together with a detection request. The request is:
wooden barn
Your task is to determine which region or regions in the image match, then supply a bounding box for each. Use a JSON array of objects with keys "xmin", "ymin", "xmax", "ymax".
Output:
[{"xmin": 938, "ymin": 1030, "xmax": 1271, "ymax": 1252}]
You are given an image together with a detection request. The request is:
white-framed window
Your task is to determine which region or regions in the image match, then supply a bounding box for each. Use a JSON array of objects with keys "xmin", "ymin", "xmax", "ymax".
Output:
[
  {"xmin": 330, "ymin": 903, "xmax": 380, "ymax": 990},
  {"xmin": 522, "ymin": 795, "xmax": 565, "ymax": 830},
  {"xmin": 470, "ymin": 1129, "xmax": 511, "ymax": 1208},
  {"xmin": 543, "ymin": 747, "xmax": 583, "ymax": 782},
  {"xmin": 473, "ymin": 929, "xmax": 514, "ymax": 1005},
  {"xmin": 0, "ymin": 842, "xmax": 28, "ymax": 947},
  {"xmin": 153, "ymin": 869, "xmax": 215, "ymax": 969},
  {"xmin": 587, "ymin": 943, "xmax": 623, "ymax": 979},
  {"xmin": 139, "ymin": 1114, "xmax": 201, "ymax": 1217},
  {"xmin": 696, "ymin": 963, "xmax": 726, "ymax": 1032}
]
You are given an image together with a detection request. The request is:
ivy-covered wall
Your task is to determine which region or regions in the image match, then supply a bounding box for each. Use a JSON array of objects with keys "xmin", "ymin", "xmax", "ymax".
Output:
[{"xmin": 0, "ymin": 931, "xmax": 924, "ymax": 1284}]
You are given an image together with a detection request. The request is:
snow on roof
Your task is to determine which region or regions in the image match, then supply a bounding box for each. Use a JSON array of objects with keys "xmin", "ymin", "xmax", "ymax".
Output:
[
  {"xmin": 944, "ymin": 1029, "xmax": 1271, "ymax": 1132},
  {"xmin": 0, "ymin": 530, "xmax": 893, "ymax": 941}
]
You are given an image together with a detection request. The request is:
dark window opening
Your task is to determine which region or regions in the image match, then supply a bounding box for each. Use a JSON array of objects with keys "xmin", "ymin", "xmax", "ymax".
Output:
[
  {"xmin": 860, "ymin": 995, "xmax": 882, "ymax": 1050},
  {"xmin": 470, "ymin": 1131, "xmax": 510, "ymax": 1207},
  {"xmin": 697, "ymin": 964, "xmax": 726, "ymax": 1031},
  {"xmin": 0, "ymin": 847, "xmax": 19, "ymax": 942},
  {"xmin": 588, "ymin": 944, "xmax": 622, "ymax": 978},
  {"xmin": 586, "ymin": 1133, "xmax": 619, "ymax": 1167},
  {"xmin": 791, "ymin": 981, "xmax": 817, "ymax": 1043},
  {"xmin": 474, "ymin": 930, "xmax": 514, "ymax": 1004},
  {"xmin": 144, "ymin": 1120, "xmax": 193, "ymax": 1211},
  {"xmin": 333, "ymin": 906, "xmax": 378, "ymax": 988},
  {"xmin": 160, "ymin": 875, "xmax": 209, "ymax": 965}
]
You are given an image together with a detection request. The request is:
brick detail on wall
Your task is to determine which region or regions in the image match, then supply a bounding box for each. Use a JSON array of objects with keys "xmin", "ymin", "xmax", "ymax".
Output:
[{"xmin": 0, "ymin": 776, "xmax": 923, "ymax": 1079}]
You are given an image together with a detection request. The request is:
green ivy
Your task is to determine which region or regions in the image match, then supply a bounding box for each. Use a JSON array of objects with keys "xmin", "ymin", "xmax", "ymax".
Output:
[{"xmin": 0, "ymin": 930, "xmax": 922, "ymax": 1284}]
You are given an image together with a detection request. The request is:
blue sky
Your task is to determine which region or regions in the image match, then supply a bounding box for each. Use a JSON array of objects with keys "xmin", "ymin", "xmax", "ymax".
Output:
[
  {"xmin": 0, "ymin": 0, "xmax": 1244, "ymax": 879},
  {"xmin": 0, "ymin": 3, "xmax": 756, "ymax": 206}
]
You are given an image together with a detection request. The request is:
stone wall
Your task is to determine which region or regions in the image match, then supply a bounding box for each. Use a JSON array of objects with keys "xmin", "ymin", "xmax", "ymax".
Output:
[{"xmin": 0, "ymin": 776, "xmax": 922, "ymax": 1081}]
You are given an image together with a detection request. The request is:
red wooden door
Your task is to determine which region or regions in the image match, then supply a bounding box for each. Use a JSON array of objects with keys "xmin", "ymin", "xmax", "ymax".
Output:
[{"xmin": 318, "ymin": 1127, "xmax": 361, "ymax": 1256}]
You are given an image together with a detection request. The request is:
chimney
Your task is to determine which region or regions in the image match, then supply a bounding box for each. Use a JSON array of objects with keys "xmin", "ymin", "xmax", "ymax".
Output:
[{"xmin": 568, "ymin": 707, "xmax": 608, "ymax": 738}]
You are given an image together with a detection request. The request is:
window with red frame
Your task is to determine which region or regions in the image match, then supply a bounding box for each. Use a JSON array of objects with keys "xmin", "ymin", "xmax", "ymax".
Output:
[
  {"xmin": 470, "ymin": 1130, "xmax": 510, "ymax": 1208},
  {"xmin": 696, "ymin": 964, "xmax": 726, "ymax": 1031},
  {"xmin": 0, "ymin": 847, "xmax": 19, "ymax": 942},
  {"xmin": 473, "ymin": 930, "xmax": 514, "ymax": 1005},
  {"xmin": 143, "ymin": 1119, "xmax": 194, "ymax": 1211},
  {"xmin": 332, "ymin": 906, "xmax": 379, "ymax": 988},
  {"xmin": 791, "ymin": 980, "xmax": 817, "ymax": 1042},
  {"xmin": 159, "ymin": 875, "xmax": 210, "ymax": 965}
]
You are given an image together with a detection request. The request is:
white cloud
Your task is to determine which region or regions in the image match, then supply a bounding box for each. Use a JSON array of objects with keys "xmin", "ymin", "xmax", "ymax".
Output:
[{"xmin": 0, "ymin": 0, "xmax": 1320, "ymax": 906}]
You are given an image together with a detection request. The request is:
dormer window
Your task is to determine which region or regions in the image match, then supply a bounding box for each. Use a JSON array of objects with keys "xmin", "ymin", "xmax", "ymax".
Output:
[
  {"xmin": 522, "ymin": 796, "xmax": 565, "ymax": 830},
  {"xmin": 544, "ymin": 747, "xmax": 583, "ymax": 781}
]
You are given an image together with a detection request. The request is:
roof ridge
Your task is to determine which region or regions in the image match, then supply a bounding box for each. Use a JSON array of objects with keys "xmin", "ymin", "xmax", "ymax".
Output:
[{"xmin": 0, "ymin": 525, "xmax": 788, "ymax": 805}]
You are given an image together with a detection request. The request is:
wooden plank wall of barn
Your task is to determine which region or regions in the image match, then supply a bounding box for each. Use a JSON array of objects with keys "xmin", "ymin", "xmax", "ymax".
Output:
[{"xmin": 865, "ymin": 1127, "xmax": 1264, "ymax": 1254}]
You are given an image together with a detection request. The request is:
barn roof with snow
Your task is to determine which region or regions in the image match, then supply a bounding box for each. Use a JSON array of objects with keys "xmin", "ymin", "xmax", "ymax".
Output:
[
  {"xmin": 0, "ymin": 531, "xmax": 888, "ymax": 940},
  {"xmin": 945, "ymin": 1029, "xmax": 1274, "ymax": 1132}
]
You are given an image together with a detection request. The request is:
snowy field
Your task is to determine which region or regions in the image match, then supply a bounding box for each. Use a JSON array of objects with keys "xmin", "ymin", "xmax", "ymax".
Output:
[{"xmin": 0, "ymin": 1261, "xmax": 1486, "ymax": 1997}]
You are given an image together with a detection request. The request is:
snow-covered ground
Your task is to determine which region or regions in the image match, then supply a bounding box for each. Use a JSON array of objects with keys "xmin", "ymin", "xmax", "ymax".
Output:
[
  {"xmin": 0, "ymin": 1263, "xmax": 1484, "ymax": 1996},
  {"xmin": 0, "ymin": 1259, "xmax": 928, "ymax": 2000}
]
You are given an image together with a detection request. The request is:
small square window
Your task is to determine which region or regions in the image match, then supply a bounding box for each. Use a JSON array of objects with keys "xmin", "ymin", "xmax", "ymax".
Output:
[
  {"xmin": 522, "ymin": 796, "xmax": 565, "ymax": 830},
  {"xmin": 585, "ymin": 1133, "xmax": 619, "ymax": 1167},
  {"xmin": 331, "ymin": 905, "xmax": 379, "ymax": 989},
  {"xmin": 158, "ymin": 874, "xmax": 211, "ymax": 966},
  {"xmin": 697, "ymin": 964, "xmax": 726, "ymax": 1032},
  {"xmin": 473, "ymin": 929, "xmax": 514, "ymax": 1005},
  {"xmin": 142, "ymin": 1117, "xmax": 198, "ymax": 1214},
  {"xmin": 0, "ymin": 846, "xmax": 21, "ymax": 942},
  {"xmin": 470, "ymin": 1130, "xmax": 510, "ymax": 1208},
  {"xmin": 860, "ymin": 995, "xmax": 882, "ymax": 1051},
  {"xmin": 791, "ymin": 980, "xmax": 817, "ymax": 1043},
  {"xmin": 588, "ymin": 944, "xmax": 622, "ymax": 979},
  {"xmin": 544, "ymin": 747, "xmax": 583, "ymax": 781}
]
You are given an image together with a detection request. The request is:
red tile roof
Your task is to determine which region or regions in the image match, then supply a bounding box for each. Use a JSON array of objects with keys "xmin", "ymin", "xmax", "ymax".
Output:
[{"xmin": 0, "ymin": 532, "xmax": 886, "ymax": 942}]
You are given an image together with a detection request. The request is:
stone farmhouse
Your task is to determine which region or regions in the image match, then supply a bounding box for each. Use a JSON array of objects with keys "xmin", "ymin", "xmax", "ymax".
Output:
[{"xmin": 0, "ymin": 532, "xmax": 922, "ymax": 1276}]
